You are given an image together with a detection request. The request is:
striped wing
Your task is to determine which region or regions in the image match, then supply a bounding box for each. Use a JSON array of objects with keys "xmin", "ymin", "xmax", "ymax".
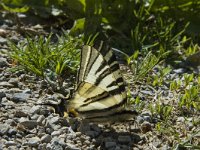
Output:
[{"xmin": 68, "ymin": 42, "xmax": 127, "ymax": 119}]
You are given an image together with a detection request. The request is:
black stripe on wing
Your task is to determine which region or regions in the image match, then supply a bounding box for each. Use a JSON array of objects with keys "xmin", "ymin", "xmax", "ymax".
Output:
[
  {"xmin": 77, "ymin": 96, "xmax": 127, "ymax": 114},
  {"xmin": 94, "ymin": 63, "xmax": 119, "ymax": 86}
]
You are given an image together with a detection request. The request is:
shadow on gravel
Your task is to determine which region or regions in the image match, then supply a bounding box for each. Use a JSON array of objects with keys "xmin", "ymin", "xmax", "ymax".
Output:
[{"xmin": 76, "ymin": 122, "xmax": 142, "ymax": 150}]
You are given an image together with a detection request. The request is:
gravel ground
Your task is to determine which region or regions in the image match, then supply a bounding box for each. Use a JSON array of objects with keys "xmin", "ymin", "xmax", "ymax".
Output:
[{"xmin": 0, "ymin": 12, "xmax": 199, "ymax": 150}]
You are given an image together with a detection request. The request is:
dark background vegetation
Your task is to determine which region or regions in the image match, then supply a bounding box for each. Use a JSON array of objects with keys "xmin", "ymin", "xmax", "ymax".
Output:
[{"xmin": 1, "ymin": 0, "xmax": 200, "ymax": 52}]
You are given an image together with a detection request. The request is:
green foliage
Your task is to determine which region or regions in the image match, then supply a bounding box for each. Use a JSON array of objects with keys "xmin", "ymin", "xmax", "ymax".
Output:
[
  {"xmin": 127, "ymin": 50, "xmax": 160, "ymax": 82},
  {"xmin": 9, "ymin": 32, "xmax": 82, "ymax": 91},
  {"xmin": 149, "ymin": 102, "xmax": 173, "ymax": 120},
  {"xmin": 152, "ymin": 66, "xmax": 172, "ymax": 86}
]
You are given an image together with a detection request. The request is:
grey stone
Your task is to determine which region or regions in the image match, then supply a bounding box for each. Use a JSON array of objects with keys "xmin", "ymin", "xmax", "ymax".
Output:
[
  {"xmin": 46, "ymin": 127, "xmax": 54, "ymax": 134},
  {"xmin": 84, "ymin": 131, "xmax": 99, "ymax": 138},
  {"xmin": 136, "ymin": 116, "xmax": 144, "ymax": 124},
  {"xmin": 41, "ymin": 134, "xmax": 52, "ymax": 143},
  {"xmin": 118, "ymin": 135, "xmax": 131, "ymax": 143},
  {"xmin": 105, "ymin": 142, "xmax": 116, "ymax": 149},
  {"xmin": 37, "ymin": 115, "xmax": 45, "ymax": 125},
  {"xmin": 66, "ymin": 143, "xmax": 80, "ymax": 150},
  {"xmin": 4, "ymin": 141, "xmax": 17, "ymax": 146},
  {"xmin": 26, "ymin": 137, "xmax": 40, "ymax": 147},
  {"xmin": 30, "ymin": 105, "xmax": 42, "ymax": 114},
  {"xmin": 173, "ymin": 68, "xmax": 186, "ymax": 74},
  {"xmin": 0, "ymin": 57, "xmax": 8, "ymax": 67},
  {"xmin": 8, "ymin": 78, "xmax": 19, "ymax": 87},
  {"xmin": 141, "ymin": 111, "xmax": 152, "ymax": 116},
  {"xmin": 14, "ymin": 110, "xmax": 29, "ymax": 117},
  {"xmin": 11, "ymin": 93, "xmax": 31, "ymax": 102},
  {"xmin": 51, "ymin": 130, "xmax": 61, "ymax": 136},
  {"xmin": 19, "ymin": 118, "xmax": 38, "ymax": 129},
  {"xmin": 143, "ymin": 116, "xmax": 151, "ymax": 122},
  {"xmin": 0, "ymin": 81, "xmax": 14, "ymax": 88},
  {"xmin": 0, "ymin": 92, "xmax": 6, "ymax": 99},
  {"xmin": 0, "ymin": 124, "xmax": 10, "ymax": 135},
  {"xmin": 31, "ymin": 114, "xmax": 39, "ymax": 120},
  {"xmin": 8, "ymin": 128, "xmax": 17, "ymax": 135},
  {"xmin": 177, "ymin": 117, "xmax": 185, "ymax": 122},
  {"xmin": 51, "ymin": 140, "xmax": 63, "ymax": 150},
  {"xmin": 23, "ymin": 89, "xmax": 32, "ymax": 94},
  {"xmin": 38, "ymin": 143, "xmax": 47, "ymax": 150}
]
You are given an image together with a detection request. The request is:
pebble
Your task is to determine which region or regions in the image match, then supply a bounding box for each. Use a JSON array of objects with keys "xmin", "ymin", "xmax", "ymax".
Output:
[
  {"xmin": 0, "ymin": 81, "xmax": 14, "ymax": 88},
  {"xmin": 105, "ymin": 141, "xmax": 116, "ymax": 149},
  {"xmin": 37, "ymin": 115, "xmax": 45, "ymax": 125},
  {"xmin": 8, "ymin": 78, "xmax": 19, "ymax": 87},
  {"xmin": 84, "ymin": 130, "xmax": 99, "ymax": 138},
  {"xmin": 4, "ymin": 141, "xmax": 17, "ymax": 146},
  {"xmin": 8, "ymin": 128, "xmax": 17, "ymax": 135},
  {"xmin": 30, "ymin": 105, "xmax": 42, "ymax": 114},
  {"xmin": 11, "ymin": 93, "xmax": 31, "ymax": 102},
  {"xmin": 50, "ymin": 140, "xmax": 63, "ymax": 150},
  {"xmin": 19, "ymin": 118, "xmax": 38, "ymax": 129},
  {"xmin": 136, "ymin": 116, "xmax": 144, "ymax": 124},
  {"xmin": 0, "ymin": 124, "xmax": 10, "ymax": 135},
  {"xmin": 51, "ymin": 130, "xmax": 62, "ymax": 137},
  {"xmin": 14, "ymin": 110, "xmax": 29, "ymax": 117},
  {"xmin": 0, "ymin": 57, "xmax": 8, "ymax": 67},
  {"xmin": 177, "ymin": 117, "xmax": 185, "ymax": 122},
  {"xmin": 26, "ymin": 137, "xmax": 40, "ymax": 147},
  {"xmin": 141, "ymin": 121, "xmax": 152, "ymax": 133},
  {"xmin": 118, "ymin": 135, "xmax": 131, "ymax": 143},
  {"xmin": 41, "ymin": 134, "xmax": 52, "ymax": 143},
  {"xmin": 0, "ymin": 92, "xmax": 6, "ymax": 99}
]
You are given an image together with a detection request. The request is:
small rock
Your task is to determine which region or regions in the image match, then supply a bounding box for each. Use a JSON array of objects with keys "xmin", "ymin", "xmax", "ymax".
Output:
[
  {"xmin": 38, "ymin": 143, "xmax": 47, "ymax": 150},
  {"xmin": 4, "ymin": 141, "xmax": 17, "ymax": 146},
  {"xmin": 11, "ymin": 93, "xmax": 31, "ymax": 102},
  {"xmin": 19, "ymin": 118, "xmax": 38, "ymax": 129},
  {"xmin": 143, "ymin": 116, "xmax": 151, "ymax": 122},
  {"xmin": 37, "ymin": 115, "xmax": 45, "ymax": 125},
  {"xmin": 26, "ymin": 137, "xmax": 40, "ymax": 147},
  {"xmin": 8, "ymin": 78, "xmax": 19, "ymax": 87},
  {"xmin": 51, "ymin": 130, "xmax": 61, "ymax": 137},
  {"xmin": 173, "ymin": 68, "xmax": 186, "ymax": 74},
  {"xmin": 118, "ymin": 135, "xmax": 131, "ymax": 143},
  {"xmin": 41, "ymin": 134, "xmax": 52, "ymax": 143},
  {"xmin": 141, "ymin": 111, "xmax": 152, "ymax": 116},
  {"xmin": 0, "ymin": 81, "xmax": 14, "ymax": 88},
  {"xmin": 30, "ymin": 105, "xmax": 42, "ymax": 114},
  {"xmin": 105, "ymin": 141, "xmax": 116, "ymax": 149},
  {"xmin": 177, "ymin": 117, "xmax": 185, "ymax": 122},
  {"xmin": 8, "ymin": 128, "xmax": 17, "ymax": 135},
  {"xmin": 46, "ymin": 127, "xmax": 54, "ymax": 134},
  {"xmin": 66, "ymin": 143, "xmax": 79, "ymax": 150},
  {"xmin": 51, "ymin": 140, "xmax": 63, "ymax": 150},
  {"xmin": 31, "ymin": 114, "xmax": 39, "ymax": 120},
  {"xmin": 141, "ymin": 121, "xmax": 152, "ymax": 133},
  {"xmin": 84, "ymin": 131, "xmax": 99, "ymax": 138},
  {"xmin": 0, "ymin": 124, "xmax": 10, "ymax": 135},
  {"xmin": 0, "ymin": 57, "xmax": 8, "ymax": 67},
  {"xmin": 14, "ymin": 110, "xmax": 28, "ymax": 117},
  {"xmin": 136, "ymin": 116, "xmax": 144, "ymax": 124},
  {"xmin": 0, "ymin": 92, "xmax": 6, "ymax": 99},
  {"xmin": 23, "ymin": 89, "xmax": 32, "ymax": 94}
]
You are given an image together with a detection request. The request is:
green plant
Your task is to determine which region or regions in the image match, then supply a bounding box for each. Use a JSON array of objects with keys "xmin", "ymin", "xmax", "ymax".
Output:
[
  {"xmin": 9, "ymin": 32, "xmax": 82, "ymax": 91},
  {"xmin": 179, "ymin": 85, "xmax": 200, "ymax": 112},
  {"xmin": 152, "ymin": 66, "xmax": 172, "ymax": 86},
  {"xmin": 149, "ymin": 102, "xmax": 173, "ymax": 120},
  {"xmin": 127, "ymin": 50, "xmax": 160, "ymax": 83}
]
